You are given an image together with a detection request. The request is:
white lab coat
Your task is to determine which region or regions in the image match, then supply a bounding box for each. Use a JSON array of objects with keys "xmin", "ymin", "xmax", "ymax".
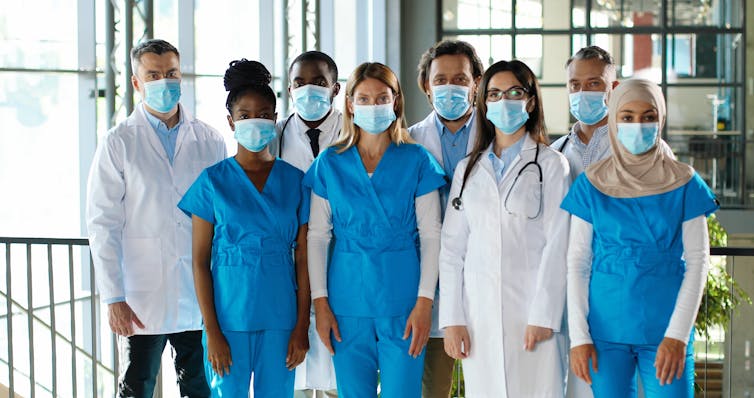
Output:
[
  {"xmin": 439, "ymin": 134, "xmax": 571, "ymax": 397},
  {"xmin": 408, "ymin": 110, "xmax": 478, "ymax": 338},
  {"xmin": 86, "ymin": 103, "xmax": 226, "ymax": 335},
  {"xmin": 273, "ymin": 110, "xmax": 341, "ymax": 392}
]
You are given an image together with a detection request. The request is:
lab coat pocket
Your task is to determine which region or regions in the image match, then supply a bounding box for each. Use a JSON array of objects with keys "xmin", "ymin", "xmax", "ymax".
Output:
[{"xmin": 122, "ymin": 238, "xmax": 163, "ymax": 292}]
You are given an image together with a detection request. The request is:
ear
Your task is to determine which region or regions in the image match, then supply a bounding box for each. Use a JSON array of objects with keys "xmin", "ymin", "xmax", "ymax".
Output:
[
  {"xmin": 227, "ymin": 115, "xmax": 235, "ymax": 131},
  {"xmin": 526, "ymin": 97, "xmax": 536, "ymax": 113},
  {"xmin": 131, "ymin": 75, "xmax": 140, "ymax": 91},
  {"xmin": 273, "ymin": 112, "xmax": 278, "ymax": 123},
  {"xmin": 331, "ymin": 82, "xmax": 341, "ymax": 99},
  {"xmin": 287, "ymin": 85, "xmax": 292, "ymax": 97},
  {"xmin": 346, "ymin": 96, "xmax": 354, "ymax": 115}
]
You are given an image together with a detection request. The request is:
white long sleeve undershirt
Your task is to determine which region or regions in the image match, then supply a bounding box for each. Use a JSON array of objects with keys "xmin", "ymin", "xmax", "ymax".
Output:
[
  {"xmin": 567, "ymin": 215, "xmax": 710, "ymax": 347},
  {"xmin": 307, "ymin": 191, "xmax": 442, "ymax": 301}
]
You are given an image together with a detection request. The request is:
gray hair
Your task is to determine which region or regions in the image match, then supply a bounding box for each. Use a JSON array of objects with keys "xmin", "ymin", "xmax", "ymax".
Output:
[
  {"xmin": 130, "ymin": 39, "xmax": 180, "ymax": 74},
  {"xmin": 565, "ymin": 45, "xmax": 617, "ymax": 80}
]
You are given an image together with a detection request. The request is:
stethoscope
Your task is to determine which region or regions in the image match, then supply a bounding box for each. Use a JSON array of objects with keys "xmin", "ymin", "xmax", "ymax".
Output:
[
  {"xmin": 451, "ymin": 143, "xmax": 543, "ymax": 220},
  {"xmin": 276, "ymin": 113, "xmax": 342, "ymax": 158}
]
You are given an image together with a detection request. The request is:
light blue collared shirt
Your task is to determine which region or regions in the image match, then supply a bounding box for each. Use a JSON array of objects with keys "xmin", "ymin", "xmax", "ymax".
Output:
[
  {"xmin": 144, "ymin": 106, "xmax": 183, "ymax": 164},
  {"xmin": 488, "ymin": 135, "xmax": 526, "ymax": 183},
  {"xmin": 434, "ymin": 111, "xmax": 475, "ymax": 201}
]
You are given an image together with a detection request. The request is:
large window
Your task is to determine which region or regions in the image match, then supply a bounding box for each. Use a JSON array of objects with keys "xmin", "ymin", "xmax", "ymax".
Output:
[{"xmin": 441, "ymin": 0, "xmax": 749, "ymax": 207}]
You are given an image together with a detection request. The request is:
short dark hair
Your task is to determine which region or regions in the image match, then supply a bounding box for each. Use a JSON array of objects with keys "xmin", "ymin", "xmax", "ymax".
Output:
[
  {"xmin": 288, "ymin": 51, "xmax": 338, "ymax": 82},
  {"xmin": 130, "ymin": 39, "xmax": 180, "ymax": 74},
  {"xmin": 565, "ymin": 45, "xmax": 615, "ymax": 69},
  {"xmin": 416, "ymin": 40, "xmax": 484, "ymax": 94}
]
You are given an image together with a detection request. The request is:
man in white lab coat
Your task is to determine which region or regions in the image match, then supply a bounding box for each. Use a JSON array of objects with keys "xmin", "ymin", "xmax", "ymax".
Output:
[
  {"xmin": 408, "ymin": 39, "xmax": 483, "ymax": 398},
  {"xmin": 271, "ymin": 50, "xmax": 341, "ymax": 398},
  {"xmin": 86, "ymin": 39, "xmax": 226, "ymax": 398}
]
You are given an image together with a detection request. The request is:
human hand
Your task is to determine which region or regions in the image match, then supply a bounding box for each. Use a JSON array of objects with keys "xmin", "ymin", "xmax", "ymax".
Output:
[
  {"xmin": 403, "ymin": 297, "xmax": 432, "ymax": 357},
  {"xmin": 107, "ymin": 302, "xmax": 145, "ymax": 336},
  {"xmin": 313, "ymin": 298, "xmax": 341, "ymax": 355},
  {"xmin": 443, "ymin": 325, "xmax": 471, "ymax": 359},
  {"xmin": 206, "ymin": 330, "xmax": 232, "ymax": 377},
  {"xmin": 286, "ymin": 321, "xmax": 310, "ymax": 369},
  {"xmin": 523, "ymin": 325, "xmax": 553, "ymax": 351},
  {"xmin": 570, "ymin": 344, "xmax": 598, "ymax": 384},
  {"xmin": 655, "ymin": 337, "xmax": 687, "ymax": 386}
]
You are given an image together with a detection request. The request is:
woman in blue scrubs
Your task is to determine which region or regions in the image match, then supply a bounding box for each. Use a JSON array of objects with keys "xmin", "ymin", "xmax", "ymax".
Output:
[
  {"xmin": 561, "ymin": 78, "xmax": 719, "ymax": 398},
  {"xmin": 304, "ymin": 62, "xmax": 446, "ymax": 398},
  {"xmin": 178, "ymin": 59, "xmax": 310, "ymax": 398}
]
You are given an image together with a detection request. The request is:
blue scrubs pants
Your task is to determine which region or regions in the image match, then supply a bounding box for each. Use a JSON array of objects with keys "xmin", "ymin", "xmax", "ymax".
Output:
[
  {"xmin": 202, "ymin": 329, "xmax": 294, "ymax": 398},
  {"xmin": 590, "ymin": 339, "xmax": 694, "ymax": 398},
  {"xmin": 332, "ymin": 315, "xmax": 424, "ymax": 398}
]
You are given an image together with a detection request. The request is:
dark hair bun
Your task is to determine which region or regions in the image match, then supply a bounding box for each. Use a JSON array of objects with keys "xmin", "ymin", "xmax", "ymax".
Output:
[{"xmin": 223, "ymin": 59, "xmax": 272, "ymax": 92}]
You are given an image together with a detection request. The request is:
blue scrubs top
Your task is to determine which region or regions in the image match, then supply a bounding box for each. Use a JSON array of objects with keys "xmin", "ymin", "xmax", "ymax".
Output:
[
  {"xmin": 561, "ymin": 172, "xmax": 718, "ymax": 345},
  {"xmin": 178, "ymin": 157, "xmax": 310, "ymax": 332},
  {"xmin": 304, "ymin": 143, "xmax": 446, "ymax": 318}
]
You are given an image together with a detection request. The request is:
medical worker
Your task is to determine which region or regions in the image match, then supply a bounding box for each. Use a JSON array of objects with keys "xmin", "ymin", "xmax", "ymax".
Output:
[
  {"xmin": 408, "ymin": 40, "xmax": 484, "ymax": 398},
  {"xmin": 272, "ymin": 50, "xmax": 341, "ymax": 398},
  {"xmin": 86, "ymin": 39, "xmax": 225, "ymax": 398},
  {"xmin": 305, "ymin": 62, "xmax": 446, "ymax": 398},
  {"xmin": 178, "ymin": 59, "xmax": 310, "ymax": 398},
  {"xmin": 440, "ymin": 60, "xmax": 571, "ymax": 397},
  {"xmin": 561, "ymin": 79, "xmax": 718, "ymax": 398}
]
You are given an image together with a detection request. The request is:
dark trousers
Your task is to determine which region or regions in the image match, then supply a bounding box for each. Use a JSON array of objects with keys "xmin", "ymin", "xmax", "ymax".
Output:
[{"xmin": 118, "ymin": 330, "xmax": 209, "ymax": 398}]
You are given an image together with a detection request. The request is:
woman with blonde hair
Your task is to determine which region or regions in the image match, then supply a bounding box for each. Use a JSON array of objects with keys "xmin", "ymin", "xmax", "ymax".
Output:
[{"xmin": 304, "ymin": 62, "xmax": 446, "ymax": 397}]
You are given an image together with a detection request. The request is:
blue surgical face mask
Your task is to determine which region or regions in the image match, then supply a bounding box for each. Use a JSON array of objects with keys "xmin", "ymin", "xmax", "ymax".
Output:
[
  {"xmin": 616, "ymin": 122, "xmax": 659, "ymax": 155},
  {"xmin": 569, "ymin": 91, "xmax": 609, "ymax": 125},
  {"xmin": 234, "ymin": 118, "xmax": 277, "ymax": 152},
  {"xmin": 432, "ymin": 84, "xmax": 471, "ymax": 121},
  {"xmin": 291, "ymin": 84, "xmax": 332, "ymax": 121},
  {"xmin": 142, "ymin": 79, "xmax": 181, "ymax": 113},
  {"xmin": 486, "ymin": 100, "xmax": 530, "ymax": 135},
  {"xmin": 353, "ymin": 103, "xmax": 397, "ymax": 135}
]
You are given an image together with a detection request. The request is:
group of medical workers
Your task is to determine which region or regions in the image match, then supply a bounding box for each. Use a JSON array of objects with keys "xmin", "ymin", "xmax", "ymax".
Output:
[{"xmin": 86, "ymin": 38, "xmax": 718, "ymax": 398}]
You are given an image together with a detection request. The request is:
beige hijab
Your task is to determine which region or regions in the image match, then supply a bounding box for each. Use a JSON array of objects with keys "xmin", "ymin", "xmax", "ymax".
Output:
[{"xmin": 586, "ymin": 78, "xmax": 693, "ymax": 198}]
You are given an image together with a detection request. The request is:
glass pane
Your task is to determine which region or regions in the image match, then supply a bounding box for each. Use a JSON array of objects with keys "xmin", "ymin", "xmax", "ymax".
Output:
[
  {"xmin": 666, "ymin": 86, "xmax": 744, "ymax": 203},
  {"xmin": 194, "ymin": 76, "xmax": 236, "ymax": 156},
  {"xmin": 153, "ymin": 0, "xmax": 180, "ymax": 47},
  {"xmin": 540, "ymin": 86, "xmax": 570, "ymax": 137},
  {"xmin": 333, "ymin": 0, "xmax": 359, "ymax": 78},
  {"xmin": 540, "ymin": 35, "xmax": 570, "ymax": 85},
  {"xmin": 194, "ymin": 0, "xmax": 260, "ymax": 75},
  {"xmin": 572, "ymin": 0, "xmax": 586, "ymax": 28},
  {"xmin": 591, "ymin": 0, "xmax": 661, "ymax": 28},
  {"xmin": 592, "ymin": 34, "xmax": 661, "ymax": 81},
  {"xmin": 515, "ymin": 35, "xmax": 543, "ymax": 77},
  {"xmin": 667, "ymin": 34, "xmax": 743, "ymax": 83},
  {"xmin": 541, "ymin": 0, "xmax": 569, "ymax": 30},
  {"xmin": 0, "ymin": 2, "xmax": 78, "ymax": 69},
  {"xmin": 516, "ymin": 0, "xmax": 542, "ymax": 29},
  {"xmin": 669, "ymin": 0, "xmax": 743, "ymax": 28},
  {"xmin": 0, "ymin": 72, "xmax": 81, "ymax": 237},
  {"xmin": 442, "ymin": 0, "xmax": 512, "ymax": 30},
  {"xmin": 443, "ymin": 35, "xmax": 513, "ymax": 68}
]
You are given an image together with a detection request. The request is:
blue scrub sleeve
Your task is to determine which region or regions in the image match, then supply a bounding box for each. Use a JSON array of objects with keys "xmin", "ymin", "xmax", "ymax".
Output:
[
  {"xmin": 560, "ymin": 173, "xmax": 594, "ymax": 223},
  {"xmin": 682, "ymin": 173, "xmax": 719, "ymax": 221},
  {"xmin": 177, "ymin": 169, "xmax": 216, "ymax": 224},
  {"xmin": 415, "ymin": 146, "xmax": 448, "ymax": 197},
  {"xmin": 299, "ymin": 185, "xmax": 311, "ymax": 225},
  {"xmin": 302, "ymin": 151, "xmax": 328, "ymax": 200}
]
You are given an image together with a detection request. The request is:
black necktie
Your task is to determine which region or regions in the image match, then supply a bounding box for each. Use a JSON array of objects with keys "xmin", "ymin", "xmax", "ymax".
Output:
[{"xmin": 306, "ymin": 128, "xmax": 321, "ymax": 157}]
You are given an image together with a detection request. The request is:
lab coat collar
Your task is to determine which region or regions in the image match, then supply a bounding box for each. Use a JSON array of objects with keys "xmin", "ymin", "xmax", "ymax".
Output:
[
  {"xmin": 479, "ymin": 132, "xmax": 539, "ymax": 181},
  {"xmin": 134, "ymin": 102, "xmax": 195, "ymax": 165}
]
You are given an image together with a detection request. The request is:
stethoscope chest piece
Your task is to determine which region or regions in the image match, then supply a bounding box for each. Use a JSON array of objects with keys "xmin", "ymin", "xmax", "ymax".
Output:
[{"xmin": 451, "ymin": 196, "xmax": 463, "ymax": 211}]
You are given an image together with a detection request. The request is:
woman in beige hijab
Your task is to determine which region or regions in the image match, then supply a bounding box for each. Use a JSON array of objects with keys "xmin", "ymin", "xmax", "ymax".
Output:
[{"xmin": 560, "ymin": 78, "xmax": 719, "ymax": 398}]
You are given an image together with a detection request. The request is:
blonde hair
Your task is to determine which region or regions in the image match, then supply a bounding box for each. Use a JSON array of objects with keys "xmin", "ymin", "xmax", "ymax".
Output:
[{"xmin": 335, "ymin": 62, "xmax": 413, "ymax": 152}]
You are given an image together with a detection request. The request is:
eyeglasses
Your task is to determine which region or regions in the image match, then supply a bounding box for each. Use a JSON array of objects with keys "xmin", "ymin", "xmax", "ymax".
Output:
[{"xmin": 486, "ymin": 86, "xmax": 528, "ymax": 102}]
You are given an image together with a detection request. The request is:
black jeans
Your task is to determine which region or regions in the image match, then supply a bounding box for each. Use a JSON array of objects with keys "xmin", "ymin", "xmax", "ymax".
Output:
[{"xmin": 118, "ymin": 330, "xmax": 209, "ymax": 398}]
